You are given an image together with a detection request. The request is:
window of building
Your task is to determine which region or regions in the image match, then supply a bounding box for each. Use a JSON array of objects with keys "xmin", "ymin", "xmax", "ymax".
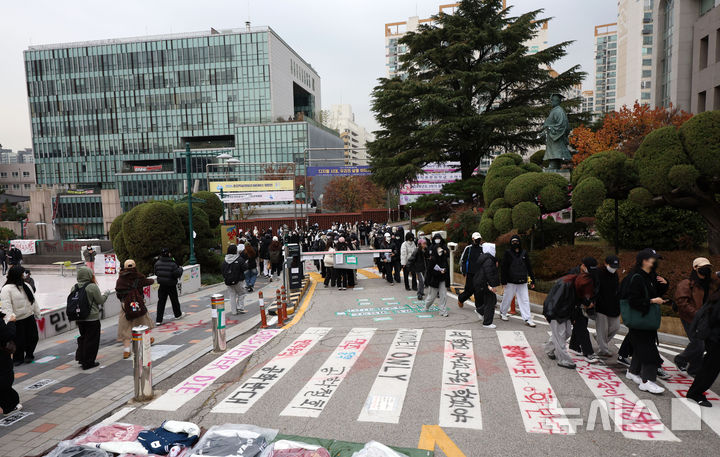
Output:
[
  {"xmin": 698, "ymin": 91, "xmax": 707, "ymax": 112},
  {"xmin": 715, "ymin": 85, "xmax": 720, "ymax": 110},
  {"xmin": 643, "ymin": 36, "xmax": 653, "ymax": 46},
  {"xmin": 11, "ymin": 172, "xmax": 18, "ymax": 177},
  {"xmin": 642, "ymin": 58, "xmax": 652, "ymax": 66},
  {"xmin": 12, "ymin": 184, "xmax": 19, "ymax": 190},
  {"xmin": 22, "ymin": 171, "xmax": 30, "ymax": 177},
  {"xmin": 699, "ymin": 35, "xmax": 709, "ymax": 70},
  {"xmin": 641, "ymin": 92, "xmax": 652, "ymax": 100},
  {"xmin": 642, "ymin": 70, "xmax": 652, "ymax": 78},
  {"xmin": 717, "ymin": 28, "xmax": 720, "ymax": 62},
  {"xmin": 23, "ymin": 184, "xmax": 31, "ymax": 189},
  {"xmin": 701, "ymin": 0, "xmax": 715, "ymax": 15},
  {"xmin": 0, "ymin": 172, "xmax": 5, "ymax": 178}
]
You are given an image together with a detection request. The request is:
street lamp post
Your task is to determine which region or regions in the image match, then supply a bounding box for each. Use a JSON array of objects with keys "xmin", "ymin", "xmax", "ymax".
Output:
[{"xmin": 185, "ymin": 142, "xmax": 197, "ymax": 265}]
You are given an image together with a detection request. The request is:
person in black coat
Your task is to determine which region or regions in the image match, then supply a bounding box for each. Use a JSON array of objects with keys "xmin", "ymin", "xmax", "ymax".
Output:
[
  {"xmin": 458, "ymin": 232, "xmax": 484, "ymax": 308},
  {"xmin": 153, "ymin": 248, "xmax": 184, "ymax": 325},
  {"xmin": 409, "ymin": 239, "xmax": 428, "ymax": 300},
  {"xmin": 595, "ymin": 256, "xmax": 621, "ymax": 357},
  {"xmin": 472, "ymin": 244, "xmax": 501, "ymax": 327},
  {"xmin": 423, "ymin": 240, "xmax": 450, "ymax": 317},
  {"xmin": 686, "ymin": 288, "xmax": 720, "ymax": 407},
  {"xmin": 0, "ymin": 311, "xmax": 20, "ymax": 414},
  {"xmin": 499, "ymin": 235, "xmax": 536, "ymax": 326}
]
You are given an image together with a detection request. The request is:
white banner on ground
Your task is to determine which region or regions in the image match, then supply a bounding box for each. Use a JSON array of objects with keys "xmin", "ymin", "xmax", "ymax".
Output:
[
  {"xmin": 358, "ymin": 328, "xmax": 423, "ymax": 423},
  {"xmin": 145, "ymin": 328, "xmax": 281, "ymax": 411},
  {"xmin": 439, "ymin": 329, "xmax": 483, "ymax": 430},
  {"xmin": 280, "ymin": 328, "xmax": 375, "ymax": 418},
  {"xmin": 497, "ymin": 331, "xmax": 575, "ymax": 434},
  {"xmin": 212, "ymin": 327, "xmax": 331, "ymax": 414}
]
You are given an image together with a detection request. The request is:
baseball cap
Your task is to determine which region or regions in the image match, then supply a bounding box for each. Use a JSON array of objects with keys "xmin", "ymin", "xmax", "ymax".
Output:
[
  {"xmin": 582, "ymin": 257, "xmax": 598, "ymax": 269},
  {"xmin": 605, "ymin": 255, "xmax": 620, "ymax": 268},
  {"xmin": 636, "ymin": 248, "xmax": 662, "ymax": 263},
  {"xmin": 384, "ymin": 233, "xmax": 391, "ymax": 238},
  {"xmin": 471, "ymin": 232, "xmax": 482, "ymax": 240},
  {"xmin": 123, "ymin": 259, "xmax": 136, "ymax": 269},
  {"xmin": 693, "ymin": 257, "xmax": 711, "ymax": 269}
]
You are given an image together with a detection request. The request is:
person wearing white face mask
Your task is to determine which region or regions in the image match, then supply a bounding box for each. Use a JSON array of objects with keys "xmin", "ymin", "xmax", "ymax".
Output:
[
  {"xmin": 595, "ymin": 255, "xmax": 621, "ymax": 357},
  {"xmin": 424, "ymin": 238, "xmax": 450, "ymax": 317}
]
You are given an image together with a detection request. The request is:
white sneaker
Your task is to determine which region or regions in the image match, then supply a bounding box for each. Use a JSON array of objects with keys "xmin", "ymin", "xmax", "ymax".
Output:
[
  {"xmin": 483, "ymin": 324, "xmax": 497, "ymax": 329},
  {"xmin": 525, "ymin": 320, "xmax": 536, "ymax": 328},
  {"xmin": 626, "ymin": 370, "xmax": 643, "ymax": 385},
  {"xmin": 584, "ymin": 354, "xmax": 601, "ymax": 364},
  {"xmin": 500, "ymin": 314, "xmax": 509, "ymax": 321},
  {"xmin": 639, "ymin": 380, "xmax": 665, "ymax": 394},
  {"xmin": 174, "ymin": 312, "xmax": 186, "ymax": 320}
]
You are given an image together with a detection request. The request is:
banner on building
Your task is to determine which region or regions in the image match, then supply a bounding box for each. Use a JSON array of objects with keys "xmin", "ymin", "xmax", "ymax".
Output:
[
  {"xmin": 104, "ymin": 253, "xmax": 117, "ymax": 274},
  {"xmin": 220, "ymin": 224, "xmax": 238, "ymax": 254},
  {"xmin": 399, "ymin": 162, "xmax": 462, "ymax": 205},
  {"xmin": 133, "ymin": 165, "xmax": 163, "ymax": 172},
  {"xmin": 306, "ymin": 166, "xmax": 371, "ymax": 177},
  {"xmin": 9, "ymin": 240, "xmax": 38, "ymax": 255},
  {"xmin": 219, "ymin": 191, "xmax": 295, "ymax": 203},
  {"xmin": 209, "ymin": 180, "xmax": 293, "ymax": 193}
]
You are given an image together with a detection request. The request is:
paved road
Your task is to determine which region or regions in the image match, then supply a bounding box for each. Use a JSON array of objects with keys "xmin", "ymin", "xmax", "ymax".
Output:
[{"xmin": 97, "ymin": 267, "xmax": 720, "ymax": 457}]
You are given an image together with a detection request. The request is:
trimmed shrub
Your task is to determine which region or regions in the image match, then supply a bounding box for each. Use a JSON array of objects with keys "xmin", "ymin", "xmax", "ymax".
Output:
[
  {"xmin": 529, "ymin": 149, "xmax": 546, "ymax": 166},
  {"xmin": 522, "ymin": 162, "xmax": 543, "ymax": 173},
  {"xmin": 634, "ymin": 126, "xmax": 688, "ymax": 195},
  {"xmin": 192, "ymin": 191, "xmax": 223, "ymax": 228},
  {"xmin": 478, "ymin": 215, "xmax": 498, "ymax": 241},
  {"xmin": 572, "ymin": 177, "xmax": 607, "ymax": 217},
  {"xmin": 512, "ymin": 201, "xmax": 541, "ymax": 232},
  {"xmin": 504, "ymin": 172, "xmax": 568, "ymax": 211},
  {"xmin": 419, "ymin": 221, "xmax": 447, "ymax": 234},
  {"xmin": 679, "ymin": 110, "xmax": 720, "ymax": 178},
  {"xmin": 539, "ymin": 184, "xmax": 567, "ymax": 213},
  {"xmin": 493, "ymin": 208, "xmax": 513, "ymax": 234},
  {"xmin": 0, "ymin": 227, "xmax": 17, "ymax": 244},
  {"xmin": 668, "ymin": 164, "xmax": 700, "ymax": 190},
  {"xmin": 486, "ymin": 198, "xmax": 509, "ymax": 218},
  {"xmin": 628, "ymin": 187, "xmax": 654, "ymax": 207},
  {"xmin": 122, "ymin": 202, "xmax": 185, "ymax": 274}
]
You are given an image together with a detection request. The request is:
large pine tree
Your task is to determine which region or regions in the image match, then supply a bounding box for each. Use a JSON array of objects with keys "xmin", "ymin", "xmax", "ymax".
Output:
[{"xmin": 368, "ymin": 0, "xmax": 585, "ymax": 187}]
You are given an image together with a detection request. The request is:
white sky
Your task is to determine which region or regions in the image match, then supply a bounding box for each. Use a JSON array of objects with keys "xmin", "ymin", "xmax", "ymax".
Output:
[{"xmin": 0, "ymin": 0, "xmax": 617, "ymax": 151}]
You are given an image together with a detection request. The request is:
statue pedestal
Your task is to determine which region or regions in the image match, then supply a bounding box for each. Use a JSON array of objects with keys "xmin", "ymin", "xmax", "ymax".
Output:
[{"xmin": 543, "ymin": 167, "xmax": 571, "ymax": 181}]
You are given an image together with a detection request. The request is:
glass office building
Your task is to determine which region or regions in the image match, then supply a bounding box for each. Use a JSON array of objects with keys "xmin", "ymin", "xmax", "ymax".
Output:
[{"xmin": 24, "ymin": 26, "xmax": 342, "ymax": 237}]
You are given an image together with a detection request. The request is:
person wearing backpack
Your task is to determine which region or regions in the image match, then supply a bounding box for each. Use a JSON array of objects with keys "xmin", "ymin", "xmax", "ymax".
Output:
[
  {"xmin": 409, "ymin": 238, "xmax": 428, "ymax": 300},
  {"xmin": 115, "ymin": 259, "xmax": 155, "ymax": 359},
  {"xmin": 686, "ymin": 288, "xmax": 720, "ymax": 407},
  {"xmin": 222, "ymin": 244, "xmax": 247, "ymax": 314},
  {"xmin": 457, "ymin": 232, "xmax": 484, "ymax": 308},
  {"xmin": 594, "ymin": 256, "xmax": 621, "ymax": 357},
  {"xmin": 241, "ymin": 241, "xmax": 258, "ymax": 292},
  {"xmin": 568, "ymin": 257, "xmax": 602, "ymax": 364},
  {"xmin": 622, "ymin": 248, "xmax": 668, "ymax": 395},
  {"xmin": 424, "ymin": 241, "xmax": 451, "ymax": 317},
  {"xmin": 0, "ymin": 265, "xmax": 40, "ymax": 366},
  {"xmin": 154, "ymin": 248, "xmax": 185, "ymax": 325},
  {"xmin": 674, "ymin": 257, "xmax": 719, "ymax": 376},
  {"xmin": 400, "ymin": 232, "xmax": 418, "ymax": 291},
  {"xmin": 269, "ymin": 236, "xmax": 283, "ymax": 280},
  {"xmin": 543, "ymin": 273, "xmax": 579, "ymax": 369},
  {"xmin": 500, "ymin": 235, "xmax": 536, "ymax": 327},
  {"xmin": 71, "ymin": 267, "xmax": 109, "ymax": 370}
]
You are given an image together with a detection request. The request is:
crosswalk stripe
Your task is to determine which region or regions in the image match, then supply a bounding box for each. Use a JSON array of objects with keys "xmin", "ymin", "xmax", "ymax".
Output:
[
  {"xmin": 572, "ymin": 356, "xmax": 679, "ymax": 441},
  {"xmin": 497, "ymin": 331, "xmax": 575, "ymax": 434},
  {"xmin": 212, "ymin": 327, "xmax": 331, "ymax": 414},
  {"xmin": 358, "ymin": 329, "xmax": 423, "ymax": 423},
  {"xmin": 145, "ymin": 328, "xmax": 282, "ymax": 411},
  {"xmin": 280, "ymin": 328, "xmax": 376, "ymax": 418},
  {"xmin": 439, "ymin": 330, "xmax": 482, "ymax": 430}
]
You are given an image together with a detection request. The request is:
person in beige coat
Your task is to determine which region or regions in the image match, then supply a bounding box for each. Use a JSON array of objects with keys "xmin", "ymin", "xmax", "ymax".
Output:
[
  {"xmin": 1, "ymin": 265, "xmax": 41, "ymax": 366},
  {"xmin": 114, "ymin": 260, "xmax": 155, "ymax": 359}
]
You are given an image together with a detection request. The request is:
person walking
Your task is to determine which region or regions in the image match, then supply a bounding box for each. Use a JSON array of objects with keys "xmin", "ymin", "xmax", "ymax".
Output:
[
  {"xmin": 269, "ymin": 236, "xmax": 283, "ymax": 280},
  {"xmin": 259, "ymin": 234, "xmax": 272, "ymax": 279},
  {"xmin": 323, "ymin": 242, "xmax": 336, "ymax": 288},
  {"xmin": 595, "ymin": 256, "xmax": 621, "ymax": 357},
  {"xmin": 458, "ymin": 232, "xmax": 484, "ymax": 308},
  {"xmin": 222, "ymin": 244, "xmax": 248, "ymax": 314},
  {"xmin": 23, "ymin": 269, "xmax": 35, "ymax": 293},
  {"xmin": 471, "ymin": 243, "xmax": 500, "ymax": 328},
  {"xmin": 408, "ymin": 238, "xmax": 428, "ymax": 300},
  {"xmin": 83, "ymin": 246, "xmax": 96, "ymax": 272},
  {"xmin": 623, "ymin": 248, "xmax": 668, "ymax": 395},
  {"xmin": 0, "ymin": 245, "xmax": 7, "ymax": 276},
  {"xmin": 400, "ymin": 233, "xmax": 418, "ymax": 291},
  {"xmin": 153, "ymin": 248, "xmax": 185, "ymax": 324},
  {"xmin": 72, "ymin": 266, "xmax": 109, "ymax": 370},
  {"xmin": 568, "ymin": 257, "xmax": 602, "ymax": 364},
  {"xmin": 499, "ymin": 235, "xmax": 536, "ymax": 327},
  {"xmin": 0, "ymin": 309, "xmax": 20, "ymax": 414},
  {"xmin": 544, "ymin": 273, "xmax": 580, "ymax": 369},
  {"xmin": 424, "ymin": 239, "xmax": 450, "ymax": 317},
  {"xmin": 115, "ymin": 260, "xmax": 155, "ymax": 359},
  {"xmin": 7, "ymin": 245, "xmax": 22, "ymax": 266},
  {"xmin": 686, "ymin": 289, "xmax": 720, "ymax": 407},
  {"xmin": 241, "ymin": 241, "xmax": 258, "ymax": 292},
  {"xmin": 389, "ymin": 232, "xmax": 402, "ymax": 284},
  {"xmin": 335, "ymin": 237, "xmax": 351, "ymax": 290},
  {"xmin": 0, "ymin": 266, "xmax": 40, "ymax": 366},
  {"xmin": 674, "ymin": 257, "xmax": 718, "ymax": 376}
]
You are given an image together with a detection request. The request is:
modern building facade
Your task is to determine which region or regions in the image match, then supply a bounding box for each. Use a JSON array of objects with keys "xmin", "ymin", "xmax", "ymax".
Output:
[
  {"xmin": 324, "ymin": 104, "xmax": 374, "ymax": 165},
  {"xmin": 581, "ymin": 90, "xmax": 595, "ymax": 113},
  {"xmin": 594, "ymin": 23, "xmax": 619, "ymax": 114},
  {"xmin": 24, "ymin": 26, "xmax": 342, "ymax": 238},
  {"xmin": 0, "ymin": 162, "xmax": 36, "ymax": 196},
  {"xmin": 616, "ymin": 0, "xmax": 655, "ymax": 108}
]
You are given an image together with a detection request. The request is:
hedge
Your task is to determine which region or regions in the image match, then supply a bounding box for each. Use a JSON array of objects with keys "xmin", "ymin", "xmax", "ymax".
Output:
[
  {"xmin": 679, "ymin": 110, "xmax": 720, "ymax": 178},
  {"xmin": 634, "ymin": 126, "xmax": 688, "ymax": 196}
]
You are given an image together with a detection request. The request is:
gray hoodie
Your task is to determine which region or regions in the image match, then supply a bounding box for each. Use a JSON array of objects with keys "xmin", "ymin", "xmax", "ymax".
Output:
[{"xmin": 224, "ymin": 253, "xmax": 240, "ymax": 264}]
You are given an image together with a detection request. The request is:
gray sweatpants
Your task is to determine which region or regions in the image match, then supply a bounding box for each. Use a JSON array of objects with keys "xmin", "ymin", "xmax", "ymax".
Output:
[
  {"xmin": 545, "ymin": 320, "xmax": 574, "ymax": 365},
  {"xmin": 225, "ymin": 283, "xmax": 246, "ymax": 314},
  {"xmin": 595, "ymin": 313, "xmax": 621, "ymax": 354},
  {"xmin": 424, "ymin": 281, "xmax": 448, "ymax": 315}
]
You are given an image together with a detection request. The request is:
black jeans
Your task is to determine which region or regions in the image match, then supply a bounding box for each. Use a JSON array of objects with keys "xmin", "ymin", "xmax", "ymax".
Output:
[
  {"xmin": 76, "ymin": 320, "xmax": 101, "ymax": 368},
  {"xmin": 569, "ymin": 312, "xmax": 594, "ymax": 356},
  {"xmin": 403, "ymin": 266, "xmax": 417, "ymax": 290},
  {"xmin": 157, "ymin": 284, "xmax": 182, "ymax": 322},
  {"xmin": 687, "ymin": 339, "xmax": 720, "ymax": 402},
  {"xmin": 387, "ymin": 261, "xmax": 401, "ymax": 283},
  {"xmin": 476, "ymin": 289, "xmax": 496, "ymax": 325},
  {"xmin": 324, "ymin": 267, "xmax": 335, "ymax": 286},
  {"xmin": 628, "ymin": 328, "xmax": 661, "ymax": 383},
  {"xmin": 336, "ymin": 269, "xmax": 349, "ymax": 288},
  {"xmin": 458, "ymin": 273, "xmax": 476, "ymax": 303},
  {"xmin": 676, "ymin": 319, "xmax": 705, "ymax": 375},
  {"xmin": 0, "ymin": 354, "xmax": 19, "ymax": 413},
  {"xmin": 13, "ymin": 316, "xmax": 38, "ymax": 363}
]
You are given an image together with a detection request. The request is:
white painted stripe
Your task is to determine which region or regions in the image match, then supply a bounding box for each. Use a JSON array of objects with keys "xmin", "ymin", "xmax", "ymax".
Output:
[
  {"xmin": 358, "ymin": 329, "xmax": 423, "ymax": 423},
  {"xmin": 439, "ymin": 329, "xmax": 483, "ymax": 430},
  {"xmin": 145, "ymin": 328, "xmax": 281, "ymax": 411},
  {"xmin": 497, "ymin": 331, "xmax": 575, "ymax": 434},
  {"xmin": 212, "ymin": 327, "xmax": 331, "ymax": 414},
  {"xmin": 572, "ymin": 356, "xmax": 679, "ymax": 441},
  {"xmin": 280, "ymin": 328, "xmax": 376, "ymax": 417},
  {"xmin": 99, "ymin": 407, "xmax": 135, "ymax": 425}
]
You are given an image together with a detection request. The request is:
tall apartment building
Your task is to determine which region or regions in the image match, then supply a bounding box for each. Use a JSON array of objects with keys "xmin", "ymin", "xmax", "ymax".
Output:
[
  {"xmin": 582, "ymin": 90, "xmax": 595, "ymax": 113},
  {"xmin": 594, "ymin": 23, "xmax": 619, "ymax": 114},
  {"xmin": 651, "ymin": 0, "xmax": 720, "ymax": 112},
  {"xmin": 324, "ymin": 105, "xmax": 374, "ymax": 166},
  {"xmin": 24, "ymin": 26, "xmax": 342, "ymax": 238},
  {"xmin": 616, "ymin": 0, "xmax": 655, "ymax": 108}
]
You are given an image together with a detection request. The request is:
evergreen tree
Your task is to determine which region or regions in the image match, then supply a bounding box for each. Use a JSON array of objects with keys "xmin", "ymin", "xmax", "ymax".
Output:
[{"xmin": 368, "ymin": 0, "xmax": 585, "ymax": 187}]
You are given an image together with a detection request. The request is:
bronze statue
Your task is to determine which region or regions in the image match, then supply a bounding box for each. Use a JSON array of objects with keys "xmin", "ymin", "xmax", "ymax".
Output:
[{"xmin": 542, "ymin": 94, "xmax": 572, "ymax": 170}]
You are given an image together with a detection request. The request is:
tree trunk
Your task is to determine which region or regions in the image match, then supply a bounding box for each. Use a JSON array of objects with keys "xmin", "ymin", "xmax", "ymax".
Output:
[{"xmin": 698, "ymin": 203, "xmax": 720, "ymax": 255}]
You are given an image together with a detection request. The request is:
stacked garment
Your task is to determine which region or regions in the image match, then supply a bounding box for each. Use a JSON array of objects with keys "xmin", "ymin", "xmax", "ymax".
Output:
[
  {"xmin": 49, "ymin": 446, "xmax": 110, "ymax": 457},
  {"xmin": 87, "ymin": 421, "xmax": 200, "ymax": 456},
  {"xmin": 265, "ymin": 440, "xmax": 331, "ymax": 457},
  {"xmin": 189, "ymin": 424, "xmax": 277, "ymax": 457}
]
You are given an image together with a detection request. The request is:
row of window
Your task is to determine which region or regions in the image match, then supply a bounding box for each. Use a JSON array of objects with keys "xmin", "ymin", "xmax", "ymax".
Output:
[
  {"xmin": 0, "ymin": 171, "xmax": 31, "ymax": 178},
  {"xmin": 0, "ymin": 184, "xmax": 33, "ymax": 190},
  {"xmin": 56, "ymin": 200, "xmax": 103, "ymax": 219}
]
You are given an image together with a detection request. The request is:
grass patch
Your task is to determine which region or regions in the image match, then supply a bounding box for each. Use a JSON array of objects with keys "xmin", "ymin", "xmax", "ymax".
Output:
[{"xmin": 201, "ymin": 273, "xmax": 224, "ymax": 286}]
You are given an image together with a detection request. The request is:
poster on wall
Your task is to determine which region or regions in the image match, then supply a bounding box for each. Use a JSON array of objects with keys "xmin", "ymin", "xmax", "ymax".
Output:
[
  {"xmin": 9, "ymin": 240, "xmax": 38, "ymax": 255},
  {"xmin": 104, "ymin": 254, "xmax": 117, "ymax": 275},
  {"xmin": 399, "ymin": 163, "xmax": 462, "ymax": 205},
  {"xmin": 220, "ymin": 225, "xmax": 238, "ymax": 254}
]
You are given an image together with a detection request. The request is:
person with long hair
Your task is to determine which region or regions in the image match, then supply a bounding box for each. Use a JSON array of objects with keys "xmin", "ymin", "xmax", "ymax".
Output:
[
  {"xmin": 115, "ymin": 260, "xmax": 155, "ymax": 359},
  {"xmin": 72, "ymin": 266, "xmax": 110, "ymax": 370},
  {"xmin": 0, "ymin": 265, "xmax": 40, "ymax": 366},
  {"xmin": 269, "ymin": 236, "xmax": 283, "ymax": 280},
  {"xmin": 241, "ymin": 241, "xmax": 258, "ymax": 292}
]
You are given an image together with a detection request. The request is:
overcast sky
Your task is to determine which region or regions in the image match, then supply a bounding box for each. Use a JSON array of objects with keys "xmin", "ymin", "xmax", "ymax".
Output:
[{"xmin": 0, "ymin": 0, "xmax": 617, "ymax": 151}]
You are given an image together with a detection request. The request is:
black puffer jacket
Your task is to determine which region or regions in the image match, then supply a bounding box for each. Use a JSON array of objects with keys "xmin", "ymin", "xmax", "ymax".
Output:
[
  {"xmin": 153, "ymin": 256, "xmax": 183, "ymax": 286},
  {"xmin": 472, "ymin": 253, "xmax": 500, "ymax": 291},
  {"xmin": 426, "ymin": 252, "xmax": 450, "ymax": 288},
  {"xmin": 596, "ymin": 267, "xmax": 620, "ymax": 317}
]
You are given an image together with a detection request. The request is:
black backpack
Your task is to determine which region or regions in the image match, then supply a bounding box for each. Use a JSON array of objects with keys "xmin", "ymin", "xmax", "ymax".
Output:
[
  {"xmin": 543, "ymin": 275, "xmax": 576, "ymax": 322},
  {"xmin": 222, "ymin": 259, "xmax": 246, "ymax": 286},
  {"xmin": 66, "ymin": 284, "xmax": 91, "ymax": 321},
  {"xmin": 688, "ymin": 300, "xmax": 716, "ymax": 342}
]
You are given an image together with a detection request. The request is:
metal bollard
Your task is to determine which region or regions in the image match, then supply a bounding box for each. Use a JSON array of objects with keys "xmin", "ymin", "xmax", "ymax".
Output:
[
  {"xmin": 259, "ymin": 291, "xmax": 268, "ymax": 329},
  {"xmin": 276, "ymin": 288, "xmax": 284, "ymax": 327},
  {"xmin": 211, "ymin": 294, "xmax": 227, "ymax": 353},
  {"xmin": 132, "ymin": 325, "xmax": 153, "ymax": 401}
]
